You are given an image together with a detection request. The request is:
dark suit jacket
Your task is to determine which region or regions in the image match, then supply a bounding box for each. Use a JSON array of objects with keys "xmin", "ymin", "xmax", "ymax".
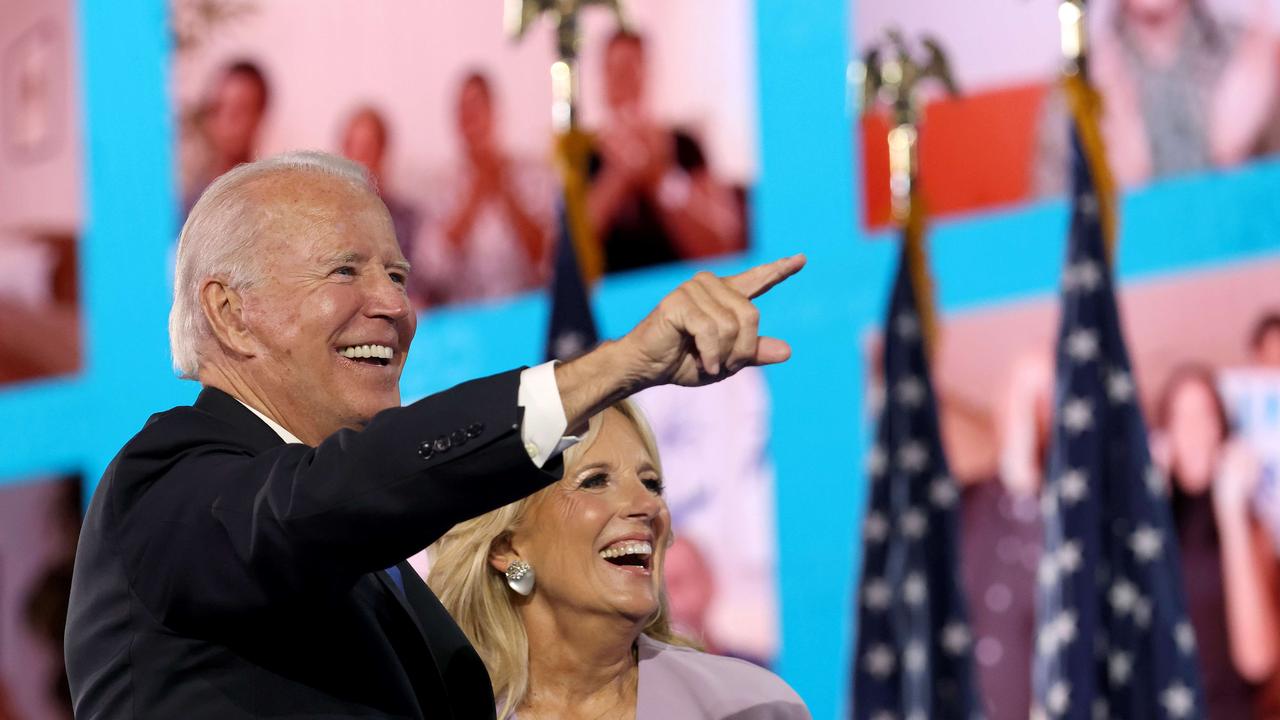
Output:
[{"xmin": 65, "ymin": 369, "xmax": 559, "ymax": 718}]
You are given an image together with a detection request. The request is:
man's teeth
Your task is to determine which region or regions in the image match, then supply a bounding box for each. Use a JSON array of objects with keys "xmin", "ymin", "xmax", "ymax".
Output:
[
  {"xmin": 599, "ymin": 540, "xmax": 653, "ymax": 559},
  {"xmin": 339, "ymin": 344, "xmax": 394, "ymax": 360}
]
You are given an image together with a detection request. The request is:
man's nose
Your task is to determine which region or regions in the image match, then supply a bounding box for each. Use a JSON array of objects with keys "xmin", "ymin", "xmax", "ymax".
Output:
[{"xmin": 364, "ymin": 272, "xmax": 411, "ymax": 322}]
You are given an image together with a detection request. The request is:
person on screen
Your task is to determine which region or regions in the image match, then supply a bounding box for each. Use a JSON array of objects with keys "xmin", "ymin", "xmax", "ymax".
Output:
[
  {"xmin": 429, "ymin": 401, "xmax": 809, "ymax": 720},
  {"xmin": 415, "ymin": 71, "xmax": 553, "ymax": 305},
  {"xmin": 1153, "ymin": 364, "xmax": 1280, "ymax": 718},
  {"xmin": 662, "ymin": 535, "xmax": 722, "ymax": 655},
  {"xmin": 958, "ymin": 351, "xmax": 1051, "ymax": 720},
  {"xmin": 588, "ymin": 30, "xmax": 745, "ymax": 274},
  {"xmin": 1249, "ymin": 311, "xmax": 1280, "ymax": 367},
  {"xmin": 339, "ymin": 106, "xmax": 421, "ymax": 275},
  {"xmin": 1033, "ymin": 0, "xmax": 1279, "ymax": 193},
  {"xmin": 64, "ymin": 150, "xmax": 806, "ymax": 718},
  {"xmin": 183, "ymin": 60, "xmax": 270, "ymax": 216}
]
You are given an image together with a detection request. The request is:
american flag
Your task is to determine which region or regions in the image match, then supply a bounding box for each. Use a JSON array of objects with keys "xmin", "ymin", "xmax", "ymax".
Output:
[
  {"xmin": 1030, "ymin": 77, "xmax": 1205, "ymax": 720},
  {"xmin": 543, "ymin": 201, "xmax": 600, "ymax": 362},
  {"xmin": 544, "ymin": 130, "xmax": 600, "ymax": 362},
  {"xmin": 851, "ymin": 238, "xmax": 980, "ymax": 720}
]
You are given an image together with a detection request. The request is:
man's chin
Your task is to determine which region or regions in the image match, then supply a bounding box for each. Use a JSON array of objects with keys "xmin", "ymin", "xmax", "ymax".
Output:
[{"xmin": 354, "ymin": 394, "xmax": 403, "ymax": 422}]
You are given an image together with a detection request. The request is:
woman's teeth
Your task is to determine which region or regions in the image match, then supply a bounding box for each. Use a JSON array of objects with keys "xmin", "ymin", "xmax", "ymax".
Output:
[
  {"xmin": 339, "ymin": 344, "xmax": 394, "ymax": 360},
  {"xmin": 599, "ymin": 540, "xmax": 653, "ymax": 559}
]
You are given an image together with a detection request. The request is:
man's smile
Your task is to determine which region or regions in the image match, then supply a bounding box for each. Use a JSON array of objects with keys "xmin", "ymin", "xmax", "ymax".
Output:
[{"xmin": 336, "ymin": 343, "xmax": 395, "ymax": 367}]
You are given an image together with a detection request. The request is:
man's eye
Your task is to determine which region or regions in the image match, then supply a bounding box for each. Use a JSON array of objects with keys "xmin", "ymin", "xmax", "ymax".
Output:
[
  {"xmin": 332, "ymin": 266, "xmax": 357, "ymax": 277},
  {"xmin": 580, "ymin": 473, "xmax": 608, "ymax": 489},
  {"xmin": 390, "ymin": 272, "xmax": 407, "ymax": 285}
]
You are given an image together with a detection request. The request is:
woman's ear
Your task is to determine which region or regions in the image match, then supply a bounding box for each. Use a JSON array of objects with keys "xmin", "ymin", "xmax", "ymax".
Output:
[{"xmin": 488, "ymin": 532, "xmax": 517, "ymax": 574}]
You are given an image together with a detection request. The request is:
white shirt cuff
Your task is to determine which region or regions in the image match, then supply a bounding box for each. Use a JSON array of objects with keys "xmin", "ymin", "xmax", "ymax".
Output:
[{"xmin": 517, "ymin": 362, "xmax": 579, "ymax": 468}]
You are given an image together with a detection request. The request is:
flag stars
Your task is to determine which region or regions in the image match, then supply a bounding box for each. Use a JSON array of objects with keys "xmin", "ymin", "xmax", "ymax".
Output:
[
  {"xmin": 1059, "ymin": 469, "xmax": 1089, "ymax": 505},
  {"xmin": 1161, "ymin": 682, "xmax": 1195, "ymax": 719},
  {"xmin": 1066, "ymin": 328, "xmax": 1100, "ymax": 362},
  {"xmin": 904, "ymin": 641, "xmax": 927, "ymax": 674},
  {"xmin": 1057, "ymin": 541, "xmax": 1083, "ymax": 574},
  {"xmin": 552, "ymin": 331, "xmax": 589, "ymax": 360},
  {"xmin": 1064, "ymin": 260, "xmax": 1103, "ymax": 293},
  {"xmin": 1061, "ymin": 397, "xmax": 1094, "ymax": 433},
  {"xmin": 1038, "ymin": 553, "xmax": 1061, "ymax": 588},
  {"xmin": 864, "ymin": 644, "xmax": 896, "ymax": 679},
  {"xmin": 1108, "ymin": 651, "xmax": 1133, "ymax": 686},
  {"xmin": 1038, "ymin": 610, "xmax": 1079, "ymax": 656},
  {"xmin": 1093, "ymin": 698, "xmax": 1110, "ymax": 720},
  {"xmin": 903, "ymin": 573, "xmax": 928, "ymax": 606},
  {"xmin": 1175, "ymin": 620, "xmax": 1197, "ymax": 655},
  {"xmin": 863, "ymin": 578, "xmax": 892, "ymax": 611},
  {"xmin": 900, "ymin": 508, "xmax": 928, "ymax": 539},
  {"xmin": 1046, "ymin": 680, "xmax": 1071, "ymax": 716},
  {"xmin": 1107, "ymin": 369, "xmax": 1134, "ymax": 403},
  {"xmin": 1109, "ymin": 579, "xmax": 1139, "ymax": 614},
  {"xmin": 942, "ymin": 622, "xmax": 971, "ymax": 655},
  {"xmin": 894, "ymin": 376, "xmax": 926, "ymax": 408},
  {"xmin": 929, "ymin": 475, "xmax": 959, "ymax": 509},
  {"xmin": 864, "ymin": 512, "xmax": 890, "ymax": 543},
  {"xmin": 897, "ymin": 441, "xmax": 929, "ymax": 473},
  {"xmin": 894, "ymin": 312, "xmax": 920, "ymax": 340},
  {"xmin": 1129, "ymin": 525, "xmax": 1164, "ymax": 562}
]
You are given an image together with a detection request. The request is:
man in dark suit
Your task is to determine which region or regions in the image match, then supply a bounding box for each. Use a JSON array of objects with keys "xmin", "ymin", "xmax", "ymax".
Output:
[{"xmin": 65, "ymin": 151, "xmax": 803, "ymax": 718}]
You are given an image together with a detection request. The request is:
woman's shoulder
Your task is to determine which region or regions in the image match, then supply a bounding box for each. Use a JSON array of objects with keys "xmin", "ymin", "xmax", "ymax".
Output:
[{"xmin": 637, "ymin": 635, "xmax": 811, "ymax": 719}]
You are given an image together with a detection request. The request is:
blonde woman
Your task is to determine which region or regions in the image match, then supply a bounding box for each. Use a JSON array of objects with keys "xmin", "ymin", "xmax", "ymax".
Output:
[{"xmin": 430, "ymin": 401, "xmax": 808, "ymax": 719}]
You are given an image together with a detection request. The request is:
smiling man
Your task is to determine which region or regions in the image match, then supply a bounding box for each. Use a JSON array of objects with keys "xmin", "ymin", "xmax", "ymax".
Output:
[{"xmin": 63, "ymin": 152, "xmax": 803, "ymax": 719}]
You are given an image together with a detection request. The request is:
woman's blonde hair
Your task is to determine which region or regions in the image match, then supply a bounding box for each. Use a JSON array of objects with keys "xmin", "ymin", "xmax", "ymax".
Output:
[{"xmin": 428, "ymin": 400, "xmax": 687, "ymax": 719}]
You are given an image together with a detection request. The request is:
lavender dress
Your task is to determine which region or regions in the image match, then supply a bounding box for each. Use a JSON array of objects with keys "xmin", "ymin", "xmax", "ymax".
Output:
[
  {"xmin": 510, "ymin": 636, "xmax": 809, "ymax": 719},
  {"xmin": 634, "ymin": 636, "xmax": 810, "ymax": 719}
]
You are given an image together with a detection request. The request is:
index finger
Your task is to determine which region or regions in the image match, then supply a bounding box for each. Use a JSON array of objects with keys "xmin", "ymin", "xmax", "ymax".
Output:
[{"xmin": 724, "ymin": 254, "xmax": 807, "ymax": 300}]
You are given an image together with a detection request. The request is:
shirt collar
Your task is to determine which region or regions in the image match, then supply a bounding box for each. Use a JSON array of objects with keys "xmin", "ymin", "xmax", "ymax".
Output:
[{"xmin": 235, "ymin": 399, "xmax": 305, "ymax": 445}]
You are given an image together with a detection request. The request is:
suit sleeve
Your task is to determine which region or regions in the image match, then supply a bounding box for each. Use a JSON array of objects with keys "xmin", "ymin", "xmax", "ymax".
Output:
[{"xmin": 111, "ymin": 369, "xmax": 558, "ymax": 630}]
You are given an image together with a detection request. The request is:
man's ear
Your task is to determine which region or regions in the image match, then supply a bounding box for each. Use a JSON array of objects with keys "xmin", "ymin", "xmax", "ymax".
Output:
[
  {"xmin": 200, "ymin": 279, "xmax": 257, "ymax": 358},
  {"xmin": 488, "ymin": 532, "xmax": 519, "ymax": 574}
]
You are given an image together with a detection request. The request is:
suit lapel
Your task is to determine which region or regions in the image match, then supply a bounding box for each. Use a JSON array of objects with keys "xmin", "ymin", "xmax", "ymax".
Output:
[
  {"xmin": 376, "ymin": 563, "xmax": 453, "ymax": 713},
  {"xmin": 376, "ymin": 566, "xmax": 430, "ymax": 641}
]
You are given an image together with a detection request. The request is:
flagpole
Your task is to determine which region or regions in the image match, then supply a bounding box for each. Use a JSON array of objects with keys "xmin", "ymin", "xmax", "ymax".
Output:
[
  {"xmin": 507, "ymin": 0, "xmax": 624, "ymax": 359},
  {"xmin": 858, "ymin": 33, "xmax": 955, "ymax": 362},
  {"xmin": 1055, "ymin": 0, "xmax": 1119, "ymax": 263},
  {"xmin": 505, "ymin": 0, "xmax": 626, "ymax": 285}
]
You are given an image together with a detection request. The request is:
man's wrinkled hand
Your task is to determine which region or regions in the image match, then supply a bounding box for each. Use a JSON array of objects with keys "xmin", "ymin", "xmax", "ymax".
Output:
[{"xmin": 616, "ymin": 254, "xmax": 806, "ymax": 388}]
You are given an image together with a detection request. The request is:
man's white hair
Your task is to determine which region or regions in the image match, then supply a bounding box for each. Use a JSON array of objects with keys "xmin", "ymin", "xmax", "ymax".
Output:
[{"xmin": 169, "ymin": 150, "xmax": 375, "ymax": 378}]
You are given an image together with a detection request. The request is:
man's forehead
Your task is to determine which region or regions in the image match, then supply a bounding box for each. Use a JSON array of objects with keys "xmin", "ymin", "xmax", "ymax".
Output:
[
  {"xmin": 245, "ymin": 172, "xmax": 381, "ymax": 226},
  {"xmin": 245, "ymin": 172, "xmax": 396, "ymax": 254},
  {"xmin": 248, "ymin": 170, "xmax": 373, "ymax": 209}
]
